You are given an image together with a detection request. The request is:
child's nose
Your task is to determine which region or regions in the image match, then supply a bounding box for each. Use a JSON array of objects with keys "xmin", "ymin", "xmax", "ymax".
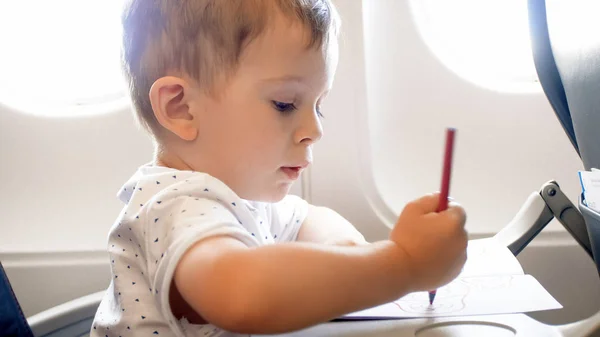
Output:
[{"xmin": 294, "ymin": 109, "xmax": 323, "ymax": 145}]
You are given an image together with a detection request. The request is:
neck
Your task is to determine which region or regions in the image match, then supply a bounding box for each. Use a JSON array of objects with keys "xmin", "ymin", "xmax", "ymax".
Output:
[{"xmin": 154, "ymin": 143, "xmax": 193, "ymax": 172}]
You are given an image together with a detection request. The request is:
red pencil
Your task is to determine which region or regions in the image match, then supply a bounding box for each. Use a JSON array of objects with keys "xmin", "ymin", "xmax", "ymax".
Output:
[{"xmin": 429, "ymin": 127, "xmax": 456, "ymax": 305}]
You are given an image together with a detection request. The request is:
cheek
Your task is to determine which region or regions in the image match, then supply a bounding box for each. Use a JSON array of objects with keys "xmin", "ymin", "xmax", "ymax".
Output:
[
  {"xmin": 245, "ymin": 125, "xmax": 289, "ymax": 169},
  {"xmin": 249, "ymin": 127, "xmax": 287, "ymax": 160},
  {"xmin": 240, "ymin": 109, "xmax": 287, "ymax": 146},
  {"xmin": 220, "ymin": 99, "xmax": 291, "ymax": 163}
]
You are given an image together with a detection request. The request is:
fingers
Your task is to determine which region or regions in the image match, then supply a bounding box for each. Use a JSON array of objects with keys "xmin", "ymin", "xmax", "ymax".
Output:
[
  {"xmin": 405, "ymin": 193, "xmax": 465, "ymax": 217},
  {"xmin": 404, "ymin": 193, "xmax": 441, "ymax": 215},
  {"xmin": 446, "ymin": 202, "xmax": 467, "ymax": 228}
]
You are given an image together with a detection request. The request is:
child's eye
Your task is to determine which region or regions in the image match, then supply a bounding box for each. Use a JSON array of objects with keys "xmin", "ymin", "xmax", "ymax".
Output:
[
  {"xmin": 272, "ymin": 100, "xmax": 325, "ymax": 118},
  {"xmin": 272, "ymin": 101, "xmax": 297, "ymax": 114},
  {"xmin": 316, "ymin": 107, "xmax": 325, "ymax": 119}
]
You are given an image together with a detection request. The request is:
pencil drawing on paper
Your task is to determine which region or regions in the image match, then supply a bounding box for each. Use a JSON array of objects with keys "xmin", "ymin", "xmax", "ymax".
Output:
[
  {"xmin": 393, "ymin": 280, "xmax": 468, "ymax": 314},
  {"xmin": 391, "ymin": 275, "xmax": 515, "ymax": 315}
]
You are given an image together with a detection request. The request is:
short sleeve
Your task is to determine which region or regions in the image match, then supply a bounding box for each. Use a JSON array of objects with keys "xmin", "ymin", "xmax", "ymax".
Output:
[
  {"xmin": 270, "ymin": 194, "xmax": 309, "ymax": 243},
  {"xmin": 147, "ymin": 196, "xmax": 259, "ymax": 335}
]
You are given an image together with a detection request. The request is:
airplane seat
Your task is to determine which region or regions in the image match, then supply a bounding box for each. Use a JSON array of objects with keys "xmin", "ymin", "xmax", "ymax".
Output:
[
  {"xmin": 0, "ymin": 258, "xmax": 102, "ymax": 336},
  {"xmin": 25, "ymin": 291, "xmax": 104, "ymax": 337},
  {"xmin": 534, "ymin": 0, "xmax": 600, "ymax": 275},
  {"xmin": 0, "ymin": 261, "xmax": 34, "ymax": 337},
  {"xmin": 1, "ymin": 0, "xmax": 600, "ymax": 336},
  {"xmin": 492, "ymin": 0, "xmax": 600, "ymax": 280}
]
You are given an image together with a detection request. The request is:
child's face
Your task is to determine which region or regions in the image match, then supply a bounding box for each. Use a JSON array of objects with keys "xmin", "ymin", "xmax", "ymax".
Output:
[{"xmin": 188, "ymin": 14, "xmax": 338, "ymax": 202}]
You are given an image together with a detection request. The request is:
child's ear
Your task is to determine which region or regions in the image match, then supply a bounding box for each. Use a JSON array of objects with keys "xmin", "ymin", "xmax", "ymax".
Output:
[{"xmin": 149, "ymin": 76, "xmax": 198, "ymax": 141}]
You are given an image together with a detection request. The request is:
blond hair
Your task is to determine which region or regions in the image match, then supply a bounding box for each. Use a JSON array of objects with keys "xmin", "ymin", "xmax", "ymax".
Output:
[{"xmin": 121, "ymin": 0, "xmax": 340, "ymax": 134}]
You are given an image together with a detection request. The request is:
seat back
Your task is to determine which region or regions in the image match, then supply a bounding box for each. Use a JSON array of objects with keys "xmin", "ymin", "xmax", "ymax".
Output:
[
  {"xmin": 0, "ymin": 261, "xmax": 34, "ymax": 336},
  {"xmin": 529, "ymin": 0, "xmax": 600, "ymax": 275}
]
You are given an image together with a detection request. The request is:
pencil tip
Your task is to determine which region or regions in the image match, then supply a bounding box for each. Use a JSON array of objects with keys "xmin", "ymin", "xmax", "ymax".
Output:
[{"xmin": 428, "ymin": 292, "xmax": 436, "ymax": 305}]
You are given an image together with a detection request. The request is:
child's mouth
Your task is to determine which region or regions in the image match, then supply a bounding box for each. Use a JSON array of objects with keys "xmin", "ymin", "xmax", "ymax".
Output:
[{"xmin": 281, "ymin": 166, "xmax": 302, "ymax": 180}]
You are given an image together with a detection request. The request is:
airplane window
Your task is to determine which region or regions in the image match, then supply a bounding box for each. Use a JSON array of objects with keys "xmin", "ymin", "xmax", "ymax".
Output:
[
  {"xmin": 409, "ymin": 0, "xmax": 540, "ymax": 93},
  {"xmin": 0, "ymin": 1, "xmax": 127, "ymax": 117},
  {"xmin": 360, "ymin": 0, "xmax": 582, "ymax": 235}
]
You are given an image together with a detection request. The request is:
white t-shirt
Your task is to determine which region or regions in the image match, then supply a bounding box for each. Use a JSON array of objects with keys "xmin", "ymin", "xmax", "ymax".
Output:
[{"xmin": 90, "ymin": 164, "xmax": 308, "ymax": 337}]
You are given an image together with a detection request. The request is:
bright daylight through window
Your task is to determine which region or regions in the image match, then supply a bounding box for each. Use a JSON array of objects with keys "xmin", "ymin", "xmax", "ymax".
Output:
[
  {"xmin": 0, "ymin": 1, "xmax": 126, "ymax": 117},
  {"xmin": 409, "ymin": 0, "xmax": 540, "ymax": 93}
]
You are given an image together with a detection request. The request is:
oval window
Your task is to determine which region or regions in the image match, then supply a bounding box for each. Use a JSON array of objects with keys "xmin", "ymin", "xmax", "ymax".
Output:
[
  {"xmin": 409, "ymin": 0, "xmax": 540, "ymax": 93},
  {"xmin": 0, "ymin": 1, "xmax": 127, "ymax": 117}
]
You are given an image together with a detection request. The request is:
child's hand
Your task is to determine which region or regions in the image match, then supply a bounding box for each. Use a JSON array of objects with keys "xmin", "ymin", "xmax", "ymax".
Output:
[{"xmin": 390, "ymin": 193, "xmax": 467, "ymax": 291}]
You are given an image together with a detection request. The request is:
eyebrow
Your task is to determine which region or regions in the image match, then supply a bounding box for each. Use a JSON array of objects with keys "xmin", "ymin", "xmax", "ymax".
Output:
[
  {"xmin": 259, "ymin": 75, "xmax": 306, "ymax": 84},
  {"xmin": 259, "ymin": 75, "xmax": 332, "ymax": 98}
]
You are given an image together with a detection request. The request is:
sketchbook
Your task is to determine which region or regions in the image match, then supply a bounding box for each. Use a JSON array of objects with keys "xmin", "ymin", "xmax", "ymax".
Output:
[{"xmin": 339, "ymin": 238, "xmax": 562, "ymax": 320}]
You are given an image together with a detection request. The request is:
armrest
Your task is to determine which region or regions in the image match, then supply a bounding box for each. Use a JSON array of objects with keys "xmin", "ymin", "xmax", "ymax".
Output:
[
  {"xmin": 494, "ymin": 191, "xmax": 554, "ymax": 256},
  {"xmin": 494, "ymin": 181, "xmax": 593, "ymax": 257},
  {"xmin": 27, "ymin": 290, "xmax": 104, "ymax": 337}
]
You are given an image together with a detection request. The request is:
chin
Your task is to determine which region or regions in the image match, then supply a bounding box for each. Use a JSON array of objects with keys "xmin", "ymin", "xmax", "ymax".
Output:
[
  {"xmin": 260, "ymin": 191, "xmax": 289, "ymax": 203},
  {"xmin": 257, "ymin": 183, "xmax": 293, "ymax": 203},
  {"xmin": 237, "ymin": 180, "xmax": 294, "ymax": 202}
]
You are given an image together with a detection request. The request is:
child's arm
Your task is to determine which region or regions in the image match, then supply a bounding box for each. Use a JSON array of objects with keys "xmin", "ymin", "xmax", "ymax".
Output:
[
  {"xmin": 175, "ymin": 237, "xmax": 409, "ymax": 333},
  {"xmin": 296, "ymin": 205, "xmax": 368, "ymax": 245},
  {"xmin": 173, "ymin": 193, "xmax": 467, "ymax": 334}
]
